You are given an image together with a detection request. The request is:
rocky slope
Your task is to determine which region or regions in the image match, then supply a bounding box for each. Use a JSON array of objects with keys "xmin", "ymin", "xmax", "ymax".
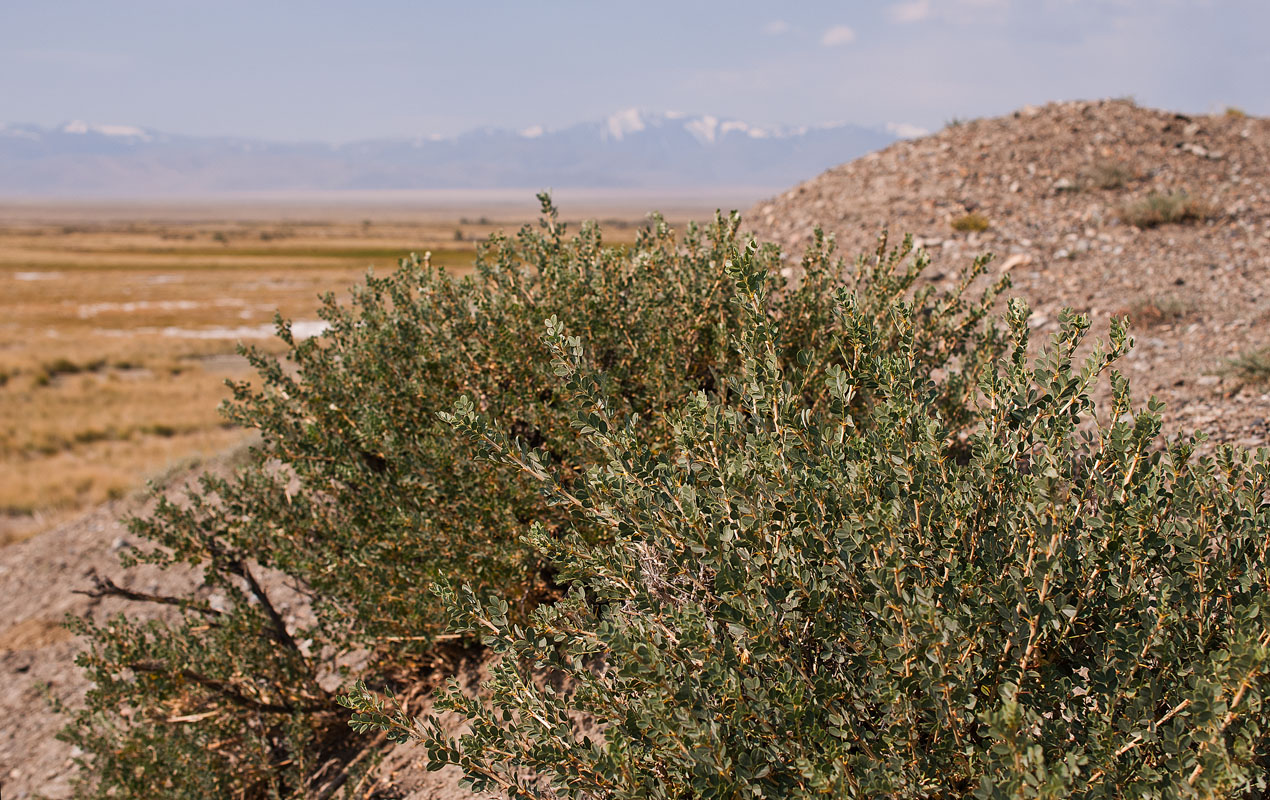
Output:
[{"xmin": 747, "ymin": 99, "xmax": 1270, "ymax": 447}]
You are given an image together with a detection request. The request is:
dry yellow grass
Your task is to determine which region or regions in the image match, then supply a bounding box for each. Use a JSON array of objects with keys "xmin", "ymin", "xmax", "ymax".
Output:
[
  {"xmin": 0, "ymin": 209, "xmax": 660, "ymax": 544},
  {"xmin": 0, "ymin": 217, "xmax": 489, "ymax": 543}
]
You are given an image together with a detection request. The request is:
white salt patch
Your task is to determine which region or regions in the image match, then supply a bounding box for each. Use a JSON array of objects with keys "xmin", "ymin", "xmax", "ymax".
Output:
[
  {"xmin": 14, "ymin": 272, "xmax": 64, "ymax": 281},
  {"xmin": 92, "ymin": 319, "xmax": 329, "ymax": 340},
  {"xmin": 78, "ymin": 300, "xmax": 201, "ymax": 318}
]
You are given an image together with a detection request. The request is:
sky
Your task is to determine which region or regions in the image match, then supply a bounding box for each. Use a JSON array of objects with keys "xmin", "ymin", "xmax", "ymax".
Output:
[{"xmin": 2, "ymin": 0, "xmax": 1267, "ymax": 143}]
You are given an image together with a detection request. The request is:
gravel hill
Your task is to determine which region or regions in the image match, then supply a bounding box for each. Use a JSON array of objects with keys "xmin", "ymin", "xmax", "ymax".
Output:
[{"xmin": 747, "ymin": 99, "xmax": 1270, "ymax": 447}]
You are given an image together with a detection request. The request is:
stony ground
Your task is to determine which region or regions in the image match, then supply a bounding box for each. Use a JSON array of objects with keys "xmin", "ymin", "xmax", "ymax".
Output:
[
  {"xmin": 0, "ymin": 493, "xmax": 196, "ymax": 799},
  {"xmin": 747, "ymin": 99, "xmax": 1270, "ymax": 448},
  {"xmin": 0, "ymin": 454, "xmax": 482, "ymax": 800}
]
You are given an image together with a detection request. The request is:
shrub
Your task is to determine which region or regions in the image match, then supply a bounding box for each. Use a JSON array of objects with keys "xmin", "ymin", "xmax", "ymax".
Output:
[
  {"xmin": 951, "ymin": 212, "xmax": 990, "ymax": 233},
  {"xmin": 1119, "ymin": 192, "xmax": 1215, "ymax": 229},
  {"xmin": 349, "ymin": 251, "xmax": 1270, "ymax": 798},
  {"xmin": 64, "ymin": 197, "xmax": 1007, "ymax": 798},
  {"xmin": 43, "ymin": 356, "xmax": 106, "ymax": 377}
]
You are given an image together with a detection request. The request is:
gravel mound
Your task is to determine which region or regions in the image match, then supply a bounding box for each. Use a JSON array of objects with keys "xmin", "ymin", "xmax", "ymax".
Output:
[{"xmin": 747, "ymin": 99, "xmax": 1270, "ymax": 446}]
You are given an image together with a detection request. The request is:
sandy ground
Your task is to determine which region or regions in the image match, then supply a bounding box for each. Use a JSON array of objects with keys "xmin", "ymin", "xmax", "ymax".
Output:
[{"xmin": 0, "ymin": 486, "xmax": 203, "ymax": 799}]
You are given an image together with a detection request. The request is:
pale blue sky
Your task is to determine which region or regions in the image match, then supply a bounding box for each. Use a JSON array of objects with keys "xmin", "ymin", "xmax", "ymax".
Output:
[{"xmin": 2, "ymin": 0, "xmax": 1265, "ymax": 142}]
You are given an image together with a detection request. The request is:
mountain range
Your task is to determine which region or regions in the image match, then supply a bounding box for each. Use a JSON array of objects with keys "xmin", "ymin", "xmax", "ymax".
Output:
[{"xmin": 0, "ymin": 110, "xmax": 904, "ymax": 196}]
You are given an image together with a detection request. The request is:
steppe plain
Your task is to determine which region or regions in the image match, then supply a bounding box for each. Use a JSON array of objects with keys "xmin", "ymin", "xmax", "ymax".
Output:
[{"xmin": 0, "ymin": 192, "xmax": 734, "ymax": 545}]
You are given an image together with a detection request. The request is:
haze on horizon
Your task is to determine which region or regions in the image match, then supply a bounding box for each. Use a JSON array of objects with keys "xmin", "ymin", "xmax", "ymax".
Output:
[{"xmin": 3, "ymin": 0, "xmax": 1267, "ymax": 144}]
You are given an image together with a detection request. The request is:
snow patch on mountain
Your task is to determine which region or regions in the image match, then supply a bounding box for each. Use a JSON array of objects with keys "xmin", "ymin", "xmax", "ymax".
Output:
[
  {"xmin": 61, "ymin": 121, "xmax": 152, "ymax": 141},
  {"xmin": 0, "ymin": 110, "xmax": 900, "ymax": 194},
  {"xmin": 686, "ymin": 115, "xmax": 719, "ymax": 144},
  {"xmin": 0, "ymin": 123, "xmax": 40, "ymax": 141},
  {"xmin": 605, "ymin": 109, "xmax": 647, "ymax": 141}
]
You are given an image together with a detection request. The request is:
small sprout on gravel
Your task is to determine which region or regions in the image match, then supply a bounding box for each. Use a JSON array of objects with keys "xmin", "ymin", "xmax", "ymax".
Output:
[
  {"xmin": 1118, "ymin": 191, "xmax": 1214, "ymax": 228},
  {"xmin": 1119, "ymin": 294, "xmax": 1194, "ymax": 327},
  {"xmin": 1084, "ymin": 160, "xmax": 1137, "ymax": 190},
  {"xmin": 950, "ymin": 212, "xmax": 990, "ymax": 232},
  {"xmin": 1220, "ymin": 346, "xmax": 1270, "ymax": 387},
  {"xmin": 1224, "ymin": 106, "xmax": 1248, "ymax": 118}
]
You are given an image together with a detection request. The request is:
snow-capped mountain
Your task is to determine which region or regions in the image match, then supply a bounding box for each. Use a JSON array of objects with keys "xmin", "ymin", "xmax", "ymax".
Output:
[{"xmin": 0, "ymin": 110, "xmax": 903, "ymax": 195}]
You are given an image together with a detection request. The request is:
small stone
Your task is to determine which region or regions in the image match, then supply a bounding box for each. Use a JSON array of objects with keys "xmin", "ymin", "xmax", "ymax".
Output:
[
  {"xmin": 1054, "ymin": 248, "xmax": 1071, "ymax": 259},
  {"xmin": 1053, "ymin": 178, "xmax": 1076, "ymax": 192},
  {"xmin": 999, "ymin": 253, "xmax": 1033, "ymax": 272},
  {"xmin": 110, "ymin": 537, "xmax": 132, "ymax": 552},
  {"xmin": 1198, "ymin": 376, "xmax": 1221, "ymax": 386}
]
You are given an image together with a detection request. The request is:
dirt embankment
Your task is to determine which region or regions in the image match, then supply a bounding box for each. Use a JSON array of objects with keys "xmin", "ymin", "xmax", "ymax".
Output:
[{"xmin": 0, "ymin": 496, "xmax": 188, "ymax": 798}]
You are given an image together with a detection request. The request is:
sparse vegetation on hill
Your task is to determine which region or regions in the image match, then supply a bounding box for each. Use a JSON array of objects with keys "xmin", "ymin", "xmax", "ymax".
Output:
[
  {"xmin": 1221, "ymin": 346, "xmax": 1270, "ymax": 388},
  {"xmin": 1083, "ymin": 159, "xmax": 1138, "ymax": 191},
  {"xmin": 1118, "ymin": 190, "xmax": 1215, "ymax": 229},
  {"xmin": 746, "ymin": 99, "xmax": 1270, "ymax": 448}
]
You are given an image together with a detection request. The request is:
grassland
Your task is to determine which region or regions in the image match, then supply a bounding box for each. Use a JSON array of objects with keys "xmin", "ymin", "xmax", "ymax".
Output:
[
  {"xmin": 0, "ymin": 203, "xmax": 680, "ymax": 544},
  {"xmin": 0, "ymin": 216, "xmax": 457, "ymax": 542}
]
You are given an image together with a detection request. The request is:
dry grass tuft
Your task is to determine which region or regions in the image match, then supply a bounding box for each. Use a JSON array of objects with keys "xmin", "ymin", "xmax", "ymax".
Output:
[
  {"xmin": 1118, "ymin": 294, "xmax": 1194, "ymax": 328},
  {"xmin": 1084, "ymin": 160, "xmax": 1138, "ymax": 191},
  {"xmin": 1118, "ymin": 191, "xmax": 1215, "ymax": 229},
  {"xmin": 950, "ymin": 212, "xmax": 990, "ymax": 233},
  {"xmin": 1220, "ymin": 347, "xmax": 1270, "ymax": 387}
]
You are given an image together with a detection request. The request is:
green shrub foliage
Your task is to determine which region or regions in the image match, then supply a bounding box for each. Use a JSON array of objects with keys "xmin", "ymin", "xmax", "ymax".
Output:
[
  {"xmin": 347, "ymin": 246, "xmax": 1270, "ymax": 797},
  {"xmin": 63, "ymin": 196, "xmax": 1007, "ymax": 798}
]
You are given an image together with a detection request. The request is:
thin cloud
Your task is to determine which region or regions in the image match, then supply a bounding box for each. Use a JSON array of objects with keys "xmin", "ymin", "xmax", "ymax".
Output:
[
  {"xmin": 763, "ymin": 20, "xmax": 790, "ymax": 35},
  {"xmin": 889, "ymin": 1, "xmax": 933, "ymax": 23},
  {"xmin": 821, "ymin": 25, "xmax": 857, "ymax": 47}
]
